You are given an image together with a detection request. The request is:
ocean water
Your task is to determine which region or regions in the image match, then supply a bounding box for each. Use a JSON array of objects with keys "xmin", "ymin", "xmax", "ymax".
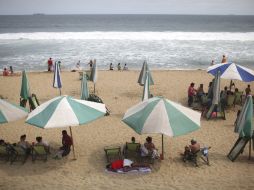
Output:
[{"xmin": 0, "ymin": 14, "xmax": 254, "ymax": 71}]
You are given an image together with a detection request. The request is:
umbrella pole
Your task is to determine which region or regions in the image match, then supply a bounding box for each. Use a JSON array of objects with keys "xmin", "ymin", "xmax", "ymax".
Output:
[
  {"xmin": 94, "ymin": 83, "xmax": 95, "ymax": 94},
  {"xmin": 229, "ymin": 80, "xmax": 233, "ymax": 91},
  {"xmin": 161, "ymin": 134, "xmax": 164, "ymax": 160},
  {"xmin": 59, "ymin": 88, "xmax": 62, "ymax": 96},
  {"xmin": 69, "ymin": 126, "xmax": 76, "ymax": 160}
]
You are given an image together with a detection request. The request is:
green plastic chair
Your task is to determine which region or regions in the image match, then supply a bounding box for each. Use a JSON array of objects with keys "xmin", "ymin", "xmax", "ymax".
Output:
[
  {"xmin": 123, "ymin": 142, "xmax": 141, "ymax": 160},
  {"xmin": 104, "ymin": 146, "xmax": 122, "ymax": 163},
  {"xmin": 10, "ymin": 146, "xmax": 27, "ymax": 164},
  {"xmin": 234, "ymin": 91, "xmax": 243, "ymax": 106},
  {"xmin": 0, "ymin": 145, "xmax": 9, "ymax": 161},
  {"xmin": 227, "ymin": 95, "xmax": 235, "ymax": 107},
  {"xmin": 32, "ymin": 145, "xmax": 47, "ymax": 162}
]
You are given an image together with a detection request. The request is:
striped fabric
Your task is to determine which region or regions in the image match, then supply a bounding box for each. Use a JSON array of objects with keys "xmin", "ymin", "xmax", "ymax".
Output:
[{"xmin": 207, "ymin": 62, "xmax": 254, "ymax": 82}]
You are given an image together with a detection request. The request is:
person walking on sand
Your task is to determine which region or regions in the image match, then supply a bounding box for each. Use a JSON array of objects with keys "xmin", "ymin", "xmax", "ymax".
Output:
[
  {"xmin": 117, "ymin": 63, "xmax": 121, "ymax": 71},
  {"xmin": 221, "ymin": 55, "xmax": 227, "ymax": 63}
]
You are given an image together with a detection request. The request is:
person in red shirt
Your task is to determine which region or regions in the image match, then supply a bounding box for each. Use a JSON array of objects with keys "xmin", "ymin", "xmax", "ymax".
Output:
[
  {"xmin": 47, "ymin": 58, "xmax": 53, "ymax": 72},
  {"xmin": 60, "ymin": 130, "xmax": 73, "ymax": 157},
  {"xmin": 188, "ymin": 82, "xmax": 197, "ymax": 107}
]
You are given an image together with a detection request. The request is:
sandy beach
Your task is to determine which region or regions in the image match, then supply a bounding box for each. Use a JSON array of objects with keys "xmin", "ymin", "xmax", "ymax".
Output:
[{"xmin": 0, "ymin": 70, "xmax": 254, "ymax": 190}]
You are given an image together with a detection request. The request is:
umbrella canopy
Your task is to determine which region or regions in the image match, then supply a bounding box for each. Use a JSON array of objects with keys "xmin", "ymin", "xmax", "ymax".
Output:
[
  {"xmin": 122, "ymin": 96, "xmax": 201, "ymax": 158},
  {"xmin": 0, "ymin": 99, "xmax": 28, "ymax": 124},
  {"xmin": 234, "ymin": 95, "xmax": 253, "ymax": 138},
  {"xmin": 26, "ymin": 95, "xmax": 106, "ymax": 128},
  {"xmin": 138, "ymin": 61, "xmax": 154, "ymax": 86},
  {"xmin": 53, "ymin": 61, "xmax": 62, "ymax": 95},
  {"xmin": 142, "ymin": 71, "xmax": 151, "ymax": 101},
  {"xmin": 20, "ymin": 70, "xmax": 30, "ymax": 100},
  {"xmin": 207, "ymin": 62, "xmax": 254, "ymax": 82},
  {"xmin": 81, "ymin": 72, "xmax": 90, "ymax": 100},
  {"xmin": 122, "ymin": 96, "xmax": 201, "ymax": 136}
]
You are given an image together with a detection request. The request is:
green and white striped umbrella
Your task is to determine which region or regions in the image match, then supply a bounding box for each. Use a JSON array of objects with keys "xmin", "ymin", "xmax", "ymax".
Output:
[
  {"xmin": 142, "ymin": 71, "xmax": 151, "ymax": 101},
  {"xmin": 81, "ymin": 72, "xmax": 89, "ymax": 100},
  {"xmin": 0, "ymin": 99, "xmax": 28, "ymax": 124},
  {"xmin": 138, "ymin": 61, "xmax": 154, "ymax": 86},
  {"xmin": 122, "ymin": 96, "xmax": 201, "ymax": 157},
  {"xmin": 20, "ymin": 70, "xmax": 30, "ymax": 100},
  {"xmin": 26, "ymin": 95, "xmax": 106, "ymax": 129},
  {"xmin": 234, "ymin": 95, "xmax": 253, "ymax": 138}
]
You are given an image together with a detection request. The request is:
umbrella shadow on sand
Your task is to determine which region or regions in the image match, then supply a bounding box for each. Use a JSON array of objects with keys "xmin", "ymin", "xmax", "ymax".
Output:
[{"xmin": 0, "ymin": 142, "xmax": 71, "ymax": 176}]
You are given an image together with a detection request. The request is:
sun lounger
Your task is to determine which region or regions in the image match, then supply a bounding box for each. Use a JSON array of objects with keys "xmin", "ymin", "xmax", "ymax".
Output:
[
  {"xmin": 32, "ymin": 145, "xmax": 48, "ymax": 162},
  {"xmin": 104, "ymin": 146, "xmax": 122, "ymax": 163},
  {"xmin": 183, "ymin": 147, "xmax": 211, "ymax": 167}
]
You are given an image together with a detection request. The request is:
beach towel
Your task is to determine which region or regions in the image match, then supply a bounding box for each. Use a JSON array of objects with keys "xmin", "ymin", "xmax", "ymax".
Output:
[{"xmin": 105, "ymin": 167, "xmax": 151, "ymax": 174}]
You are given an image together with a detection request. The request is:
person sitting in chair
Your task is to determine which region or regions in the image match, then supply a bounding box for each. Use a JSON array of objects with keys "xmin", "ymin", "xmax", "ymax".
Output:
[
  {"xmin": 17, "ymin": 134, "xmax": 31, "ymax": 155},
  {"xmin": 35, "ymin": 136, "xmax": 50, "ymax": 153},
  {"xmin": 141, "ymin": 136, "xmax": 159, "ymax": 159},
  {"xmin": 183, "ymin": 139, "xmax": 200, "ymax": 161}
]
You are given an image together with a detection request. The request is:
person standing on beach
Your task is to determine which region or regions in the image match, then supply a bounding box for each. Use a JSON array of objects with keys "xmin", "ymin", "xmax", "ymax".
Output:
[
  {"xmin": 109, "ymin": 63, "xmax": 114, "ymax": 70},
  {"xmin": 48, "ymin": 58, "xmax": 53, "ymax": 72},
  {"xmin": 210, "ymin": 60, "xmax": 215, "ymax": 66},
  {"xmin": 188, "ymin": 82, "xmax": 197, "ymax": 107},
  {"xmin": 221, "ymin": 55, "xmax": 227, "ymax": 63},
  {"xmin": 88, "ymin": 60, "xmax": 93, "ymax": 70}
]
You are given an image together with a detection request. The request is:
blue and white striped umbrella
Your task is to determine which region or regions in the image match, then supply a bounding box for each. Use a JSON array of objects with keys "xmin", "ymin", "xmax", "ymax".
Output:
[
  {"xmin": 53, "ymin": 61, "xmax": 62, "ymax": 95},
  {"xmin": 207, "ymin": 62, "xmax": 254, "ymax": 82},
  {"xmin": 0, "ymin": 99, "xmax": 28, "ymax": 124}
]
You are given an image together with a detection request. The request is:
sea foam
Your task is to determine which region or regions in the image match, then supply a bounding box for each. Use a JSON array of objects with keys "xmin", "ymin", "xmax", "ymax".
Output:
[{"xmin": 0, "ymin": 32, "xmax": 254, "ymax": 41}]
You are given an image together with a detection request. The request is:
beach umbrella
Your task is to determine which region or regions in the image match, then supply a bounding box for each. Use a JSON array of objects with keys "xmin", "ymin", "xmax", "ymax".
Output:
[
  {"xmin": 0, "ymin": 99, "xmax": 28, "ymax": 124},
  {"xmin": 26, "ymin": 95, "xmax": 106, "ymax": 159},
  {"xmin": 206, "ymin": 71, "xmax": 223, "ymax": 119},
  {"xmin": 53, "ymin": 61, "xmax": 62, "ymax": 95},
  {"xmin": 234, "ymin": 95, "xmax": 253, "ymax": 138},
  {"xmin": 212, "ymin": 71, "xmax": 221, "ymax": 105},
  {"xmin": 138, "ymin": 61, "xmax": 154, "ymax": 86},
  {"xmin": 122, "ymin": 96, "xmax": 201, "ymax": 158},
  {"xmin": 20, "ymin": 70, "xmax": 30, "ymax": 100},
  {"xmin": 207, "ymin": 63, "xmax": 254, "ymax": 82},
  {"xmin": 207, "ymin": 62, "xmax": 254, "ymax": 90},
  {"xmin": 90, "ymin": 60, "xmax": 97, "ymax": 93},
  {"xmin": 234, "ymin": 95, "xmax": 253, "ymax": 159},
  {"xmin": 142, "ymin": 71, "xmax": 151, "ymax": 101},
  {"xmin": 81, "ymin": 72, "xmax": 90, "ymax": 100}
]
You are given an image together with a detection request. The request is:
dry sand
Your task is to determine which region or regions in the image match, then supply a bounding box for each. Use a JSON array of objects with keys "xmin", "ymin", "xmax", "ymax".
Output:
[{"xmin": 0, "ymin": 70, "xmax": 254, "ymax": 190}]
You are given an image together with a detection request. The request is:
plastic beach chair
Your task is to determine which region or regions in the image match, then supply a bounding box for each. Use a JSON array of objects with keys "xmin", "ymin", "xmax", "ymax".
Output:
[
  {"xmin": 28, "ymin": 94, "xmax": 40, "ymax": 111},
  {"xmin": 10, "ymin": 146, "xmax": 28, "ymax": 164},
  {"xmin": 32, "ymin": 145, "xmax": 48, "ymax": 162},
  {"xmin": 104, "ymin": 146, "xmax": 122, "ymax": 163},
  {"xmin": 123, "ymin": 142, "xmax": 141, "ymax": 160}
]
